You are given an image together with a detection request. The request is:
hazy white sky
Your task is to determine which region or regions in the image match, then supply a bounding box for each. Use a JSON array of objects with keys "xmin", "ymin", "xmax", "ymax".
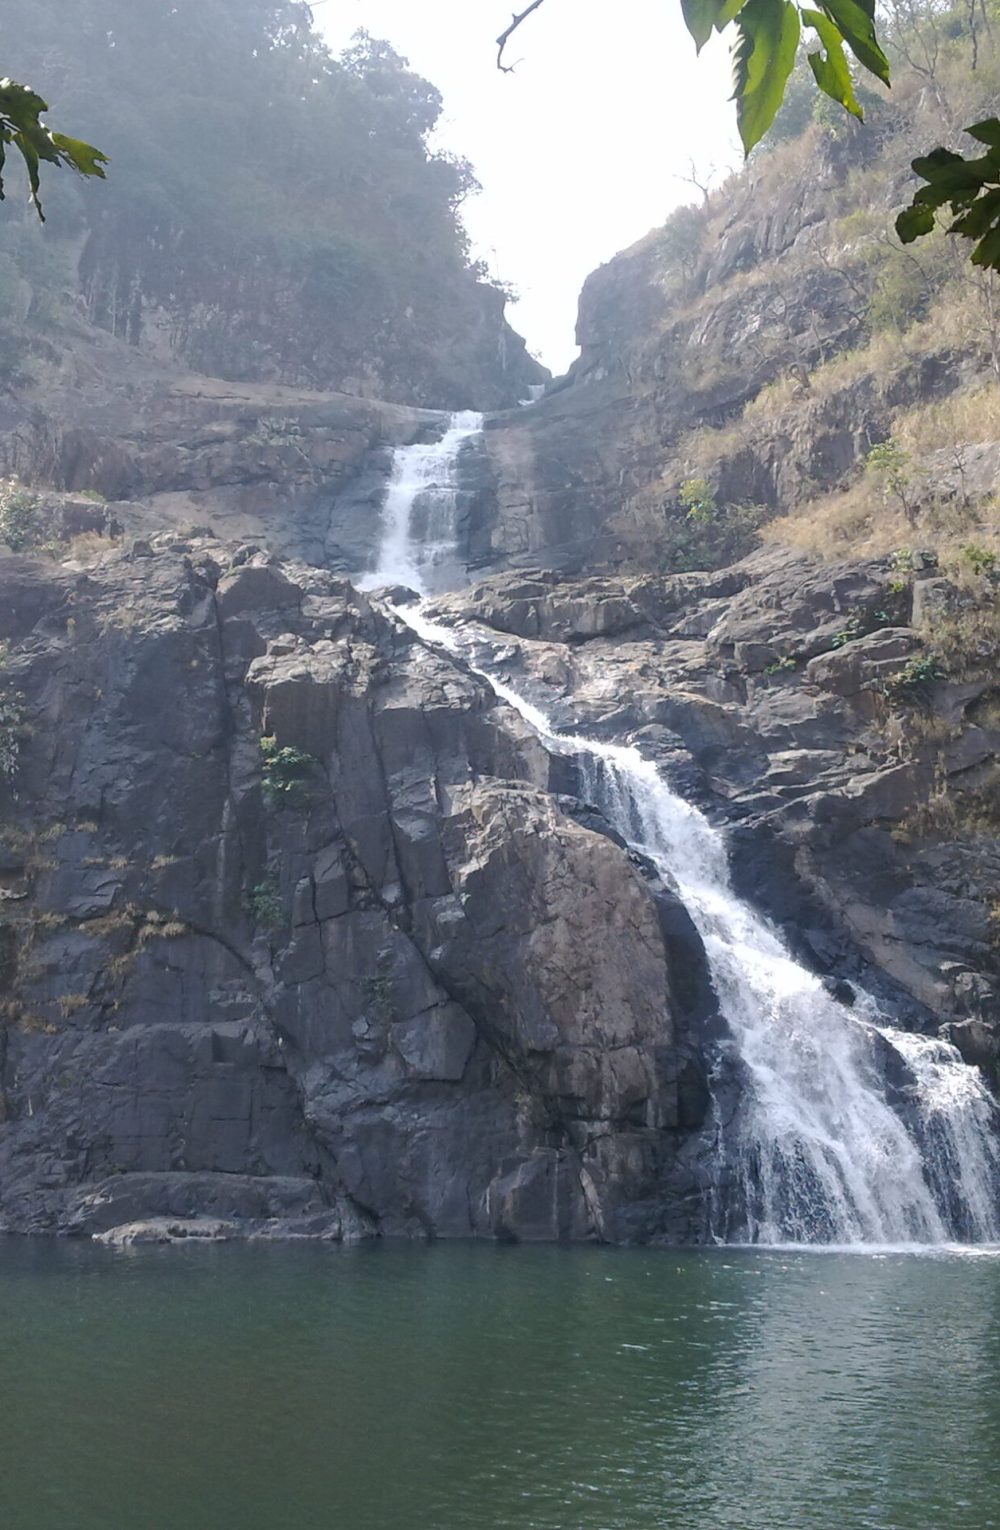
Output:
[{"xmin": 319, "ymin": 1, "xmax": 740, "ymax": 374}]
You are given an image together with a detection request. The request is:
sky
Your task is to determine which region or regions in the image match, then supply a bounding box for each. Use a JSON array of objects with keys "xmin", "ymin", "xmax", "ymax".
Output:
[{"xmin": 318, "ymin": 0, "xmax": 740, "ymax": 375}]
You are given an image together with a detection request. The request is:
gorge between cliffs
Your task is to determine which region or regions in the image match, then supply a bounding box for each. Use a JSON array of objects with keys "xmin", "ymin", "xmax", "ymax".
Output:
[
  {"xmin": 3, "ymin": 383, "xmax": 1000, "ymax": 1252},
  {"xmin": 11, "ymin": 2, "xmax": 1000, "ymax": 1521},
  {"xmin": 4, "ymin": 0, "xmax": 1000, "ymax": 1266}
]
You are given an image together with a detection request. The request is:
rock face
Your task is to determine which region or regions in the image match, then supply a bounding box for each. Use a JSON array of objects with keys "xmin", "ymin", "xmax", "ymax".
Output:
[
  {"xmin": 430, "ymin": 546, "xmax": 1000, "ymax": 1037},
  {"xmin": 0, "ymin": 541, "xmax": 713, "ymax": 1242},
  {"xmin": 78, "ymin": 224, "xmax": 545, "ymax": 412},
  {"xmin": 3, "ymin": 81, "xmax": 1000, "ymax": 1243},
  {"xmin": 5, "ymin": 523, "xmax": 995, "ymax": 1246},
  {"xmin": 0, "ymin": 337, "xmax": 449, "ymax": 564}
]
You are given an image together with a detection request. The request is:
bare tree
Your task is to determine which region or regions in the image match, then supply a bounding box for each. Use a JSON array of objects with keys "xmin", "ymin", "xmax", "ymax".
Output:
[
  {"xmin": 496, "ymin": 2, "xmax": 548, "ymax": 72},
  {"xmin": 676, "ymin": 158, "xmax": 716, "ymax": 209}
]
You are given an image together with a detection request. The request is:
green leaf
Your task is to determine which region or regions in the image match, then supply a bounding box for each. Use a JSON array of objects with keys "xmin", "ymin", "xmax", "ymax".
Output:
[
  {"xmin": 952, "ymin": 185, "xmax": 1000, "ymax": 240},
  {"xmin": 895, "ymin": 203, "xmax": 936, "ymax": 244},
  {"xmin": 911, "ymin": 146, "xmax": 996, "ymax": 196},
  {"xmin": 50, "ymin": 134, "xmax": 109, "ymax": 180},
  {"xmin": 972, "ymin": 223, "xmax": 1000, "ymax": 269},
  {"xmin": 899, "ymin": 120, "xmax": 1000, "ymax": 272},
  {"xmin": 0, "ymin": 77, "xmax": 107, "ymax": 218},
  {"xmin": 802, "ymin": 7, "xmax": 862, "ymax": 119},
  {"xmin": 732, "ymin": 0, "xmax": 801, "ymax": 155},
  {"xmin": 967, "ymin": 119, "xmax": 1000, "ymax": 151},
  {"xmin": 682, "ymin": 0, "xmax": 746, "ymax": 50},
  {"xmin": 0, "ymin": 79, "xmax": 50, "ymax": 127},
  {"xmin": 817, "ymin": 0, "xmax": 891, "ymax": 86},
  {"xmin": 12, "ymin": 131, "xmax": 42, "ymax": 215}
]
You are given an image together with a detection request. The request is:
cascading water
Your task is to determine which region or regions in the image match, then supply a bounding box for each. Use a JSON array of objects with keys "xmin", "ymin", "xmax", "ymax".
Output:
[
  {"xmin": 578, "ymin": 746, "xmax": 1000, "ymax": 1244},
  {"xmin": 358, "ymin": 410, "xmax": 482, "ymax": 597},
  {"xmin": 360, "ymin": 413, "xmax": 1000, "ymax": 1247}
]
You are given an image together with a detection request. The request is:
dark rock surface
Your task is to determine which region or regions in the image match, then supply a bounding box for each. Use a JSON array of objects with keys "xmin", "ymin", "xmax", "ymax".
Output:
[
  {"xmin": 0, "ymin": 542, "xmax": 714, "ymax": 1243},
  {"xmin": 3, "ymin": 109, "xmax": 999, "ymax": 1246},
  {"xmin": 430, "ymin": 546, "xmax": 1000, "ymax": 1036},
  {"xmin": 0, "ymin": 341, "xmax": 445, "ymax": 567}
]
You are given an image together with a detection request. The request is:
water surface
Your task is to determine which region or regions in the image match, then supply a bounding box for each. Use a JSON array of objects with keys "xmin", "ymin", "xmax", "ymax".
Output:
[{"xmin": 2, "ymin": 1239, "xmax": 998, "ymax": 1529}]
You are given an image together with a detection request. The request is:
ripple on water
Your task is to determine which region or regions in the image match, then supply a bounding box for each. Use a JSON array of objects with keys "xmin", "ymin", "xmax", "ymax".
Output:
[{"xmin": 1, "ymin": 1239, "xmax": 998, "ymax": 1530}]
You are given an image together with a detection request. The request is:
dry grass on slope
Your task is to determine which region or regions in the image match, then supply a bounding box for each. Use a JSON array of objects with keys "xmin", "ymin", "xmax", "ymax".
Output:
[{"xmin": 763, "ymin": 480, "xmax": 1000, "ymax": 562}]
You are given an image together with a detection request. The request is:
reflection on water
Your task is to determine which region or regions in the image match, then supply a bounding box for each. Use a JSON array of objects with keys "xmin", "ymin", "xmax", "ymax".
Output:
[{"xmin": 1, "ymin": 1240, "xmax": 997, "ymax": 1530}]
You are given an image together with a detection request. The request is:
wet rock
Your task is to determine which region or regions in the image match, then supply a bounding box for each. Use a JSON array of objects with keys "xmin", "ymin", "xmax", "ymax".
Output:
[
  {"xmin": 95, "ymin": 1218, "xmax": 238, "ymax": 1247},
  {"xmin": 943, "ymin": 1018, "xmax": 999, "ymax": 1070},
  {"xmin": 486, "ymin": 1150, "xmax": 591, "ymax": 1243}
]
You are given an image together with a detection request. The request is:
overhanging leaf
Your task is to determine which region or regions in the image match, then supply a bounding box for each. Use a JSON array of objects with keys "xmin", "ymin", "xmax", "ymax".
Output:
[
  {"xmin": 972, "ymin": 223, "xmax": 1000, "ymax": 269},
  {"xmin": 911, "ymin": 146, "xmax": 996, "ymax": 196},
  {"xmin": 952, "ymin": 185, "xmax": 1000, "ymax": 240},
  {"xmin": 802, "ymin": 7, "xmax": 862, "ymax": 119},
  {"xmin": 50, "ymin": 134, "xmax": 109, "ymax": 180},
  {"xmin": 0, "ymin": 77, "xmax": 107, "ymax": 218},
  {"xmin": 732, "ymin": 0, "xmax": 801, "ymax": 155},
  {"xmin": 968, "ymin": 119, "xmax": 1000, "ymax": 152},
  {"xmin": 898, "ymin": 120, "xmax": 1000, "ymax": 271},
  {"xmin": 896, "ymin": 203, "xmax": 936, "ymax": 244},
  {"xmin": 817, "ymin": 0, "xmax": 890, "ymax": 86},
  {"xmin": 682, "ymin": 0, "xmax": 746, "ymax": 50},
  {"xmin": 13, "ymin": 131, "xmax": 42, "ymax": 213}
]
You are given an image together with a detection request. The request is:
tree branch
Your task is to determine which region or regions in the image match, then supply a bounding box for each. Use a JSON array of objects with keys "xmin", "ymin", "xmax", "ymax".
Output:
[{"xmin": 496, "ymin": 0, "xmax": 548, "ymax": 72}]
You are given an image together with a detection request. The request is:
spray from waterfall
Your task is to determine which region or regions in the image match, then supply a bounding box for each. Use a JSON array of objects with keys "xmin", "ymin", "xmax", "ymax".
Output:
[{"xmin": 360, "ymin": 412, "xmax": 1000, "ymax": 1247}]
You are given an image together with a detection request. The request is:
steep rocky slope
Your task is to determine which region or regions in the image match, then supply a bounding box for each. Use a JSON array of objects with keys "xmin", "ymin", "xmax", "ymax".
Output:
[
  {"xmin": 470, "ymin": 29, "xmax": 1000, "ymax": 573},
  {"xmin": 0, "ymin": 541, "xmax": 711, "ymax": 1242},
  {"xmin": 2, "ymin": 1, "xmax": 545, "ymax": 411},
  {"xmin": 0, "ymin": 329, "xmax": 444, "ymax": 564},
  {"xmin": 2, "ymin": 14, "xmax": 1000, "ymax": 1244},
  {"xmin": 432, "ymin": 549, "xmax": 1000, "ymax": 1064}
]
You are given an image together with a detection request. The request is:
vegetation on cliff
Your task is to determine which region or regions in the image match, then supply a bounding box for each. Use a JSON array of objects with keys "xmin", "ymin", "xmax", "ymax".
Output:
[
  {"xmin": 576, "ymin": 0, "xmax": 1000, "ymax": 585},
  {"xmin": 501, "ymin": 0, "xmax": 1000, "ymax": 274},
  {"xmin": 0, "ymin": 0, "xmax": 539, "ymax": 406}
]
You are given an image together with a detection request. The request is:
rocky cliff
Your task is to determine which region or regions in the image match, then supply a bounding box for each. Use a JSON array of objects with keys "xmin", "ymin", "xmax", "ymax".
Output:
[
  {"xmin": 431, "ymin": 549, "xmax": 1000, "ymax": 1063},
  {"xmin": 0, "ymin": 540, "xmax": 712, "ymax": 1243},
  {"xmin": 3, "ymin": 21, "xmax": 1000, "ymax": 1243},
  {"xmin": 3, "ymin": 1, "xmax": 546, "ymax": 412}
]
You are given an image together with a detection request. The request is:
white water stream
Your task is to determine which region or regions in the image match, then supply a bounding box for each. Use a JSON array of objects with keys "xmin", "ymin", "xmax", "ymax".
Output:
[
  {"xmin": 357, "ymin": 411, "xmax": 483, "ymax": 598},
  {"xmin": 360, "ymin": 412, "xmax": 1000, "ymax": 1246}
]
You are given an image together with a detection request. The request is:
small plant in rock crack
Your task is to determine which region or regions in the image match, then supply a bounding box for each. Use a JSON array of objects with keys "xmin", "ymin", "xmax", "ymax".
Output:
[
  {"xmin": 259, "ymin": 736, "xmax": 318, "ymax": 808},
  {"xmin": 883, "ymin": 655, "xmax": 945, "ymax": 710},
  {"xmin": 0, "ymin": 482, "xmax": 41, "ymax": 553},
  {"xmin": 361, "ymin": 972, "xmax": 396, "ymax": 1025},
  {"xmin": 248, "ymin": 416, "xmax": 304, "ymax": 448},
  {"xmin": 764, "ymin": 656, "xmax": 799, "ymax": 675},
  {"xmin": 0, "ymin": 651, "xmax": 27, "ymax": 787},
  {"xmin": 959, "ymin": 544, "xmax": 999, "ymax": 580},
  {"xmin": 246, "ymin": 875, "xmax": 285, "ymax": 930},
  {"xmin": 832, "ymin": 608, "xmax": 895, "ymax": 648}
]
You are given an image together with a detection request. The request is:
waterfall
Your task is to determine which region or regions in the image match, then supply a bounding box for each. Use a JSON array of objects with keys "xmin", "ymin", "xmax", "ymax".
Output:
[
  {"xmin": 360, "ymin": 414, "xmax": 1000, "ymax": 1247},
  {"xmin": 357, "ymin": 411, "xmax": 482, "ymax": 597}
]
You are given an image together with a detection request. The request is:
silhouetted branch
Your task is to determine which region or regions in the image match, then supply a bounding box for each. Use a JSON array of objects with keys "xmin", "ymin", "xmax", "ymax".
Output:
[{"xmin": 496, "ymin": 0, "xmax": 548, "ymax": 72}]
